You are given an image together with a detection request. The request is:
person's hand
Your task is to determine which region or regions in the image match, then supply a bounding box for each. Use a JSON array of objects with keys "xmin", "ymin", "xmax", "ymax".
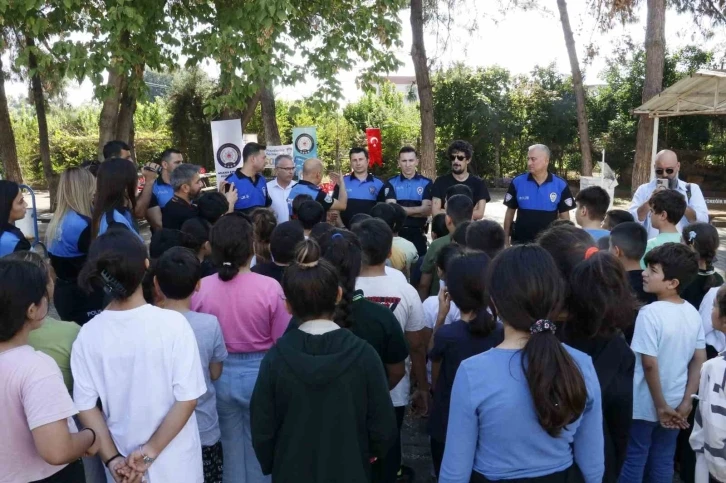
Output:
[
  {"xmin": 222, "ymin": 182, "xmax": 238, "ymax": 207},
  {"xmin": 126, "ymin": 445, "xmax": 157, "ymax": 474},
  {"xmin": 675, "ymin": 399, "xmax": 694, "ymax": 425},
  {"xmin": 329, "ymin": 172, "xmax": 340, "ymax": 186},
  {"xmin": 657, "ymin": 405, "xmax": 685, "ymax": 429},
  {"xmin": 411, "ymin": 389, "xmax": 431, "ymax": 417},
  {"xmin": 327, "ymin": 210, "xmax": 339, "ymax": 224},
  {"xmin": 108, "ymin": 456, "xmax": 143, "ymax": 483},
  {"xmin": 437, "ymin": 286, "xmax": 450, "ymax": 322},
  {"xmin": 142, "ymin": 163, "xmax": 160, "ymax": 183}
]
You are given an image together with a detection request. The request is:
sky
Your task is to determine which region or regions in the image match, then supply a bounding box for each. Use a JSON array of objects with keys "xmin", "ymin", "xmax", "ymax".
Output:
[{"xmin": 5, "ymin": 2, "xmax": 725, "ymax": 106}]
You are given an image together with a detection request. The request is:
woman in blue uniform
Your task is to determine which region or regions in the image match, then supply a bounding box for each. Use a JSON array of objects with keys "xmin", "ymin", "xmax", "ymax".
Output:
[
  {"xmin": 0, "ymin": 180, "xmax": 30, "ymax": 257},
  {"xmin": 92, "ymin": 158, "xmax": 142, "ymax": 240},
  {"xmin": 47, "ymin": 167, "xmax": 105, "ymax": 324}
]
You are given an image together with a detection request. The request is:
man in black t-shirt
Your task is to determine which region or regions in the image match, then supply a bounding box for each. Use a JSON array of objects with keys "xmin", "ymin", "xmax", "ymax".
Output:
[
  {"xmin": 162, "ymin": 164, "xmax": 205, "ymax": 230},
  {"xmin": 431, "ymin": 140, "xmax": 490, "ymax": 220}
]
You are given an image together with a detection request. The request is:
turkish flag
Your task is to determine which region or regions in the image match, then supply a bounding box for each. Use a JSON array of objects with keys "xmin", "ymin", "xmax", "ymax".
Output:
[{"xmin": 366, "ymin": 128, "xmax": 383, "ymax": 167}]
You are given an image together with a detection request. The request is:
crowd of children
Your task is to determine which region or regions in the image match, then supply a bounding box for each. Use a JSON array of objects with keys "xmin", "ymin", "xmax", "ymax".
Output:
[{"xmin": 1, "ymin": 167, "xmax": 725, "ymax": 483}]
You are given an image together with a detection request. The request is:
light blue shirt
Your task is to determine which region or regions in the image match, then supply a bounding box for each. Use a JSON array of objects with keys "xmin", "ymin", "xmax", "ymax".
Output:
[
  {"xmin": 439, "ymin": 346, "xmax": 604, "ymax": 483},
  {"xmin": 631, "ymin": 301, "xmax": 705, "ymax": 422},
  {"xmin": 584, "ymin": 227, "xmax": 610, "ymax": 241}
]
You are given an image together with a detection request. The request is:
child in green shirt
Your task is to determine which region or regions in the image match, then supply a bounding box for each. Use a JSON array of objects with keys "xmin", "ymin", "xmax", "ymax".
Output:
[{"xmin": 641, "ymin": 189, "xmax": 687, "ymax": 269}]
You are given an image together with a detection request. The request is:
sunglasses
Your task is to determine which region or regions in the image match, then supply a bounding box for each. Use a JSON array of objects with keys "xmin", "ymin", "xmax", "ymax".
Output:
[
  {"xmin": 450, "ymin": 155, "xmax": 467, "ymax": 161},
  {"xmin": 655, "ymin": 168, "xmax": 675, "ymax": 175}
]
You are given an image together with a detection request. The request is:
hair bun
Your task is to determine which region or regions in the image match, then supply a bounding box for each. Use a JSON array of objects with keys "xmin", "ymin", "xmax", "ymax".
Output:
[{"xmin": 295, "ymin": 239, "xmax": 321, "ymax": 268}]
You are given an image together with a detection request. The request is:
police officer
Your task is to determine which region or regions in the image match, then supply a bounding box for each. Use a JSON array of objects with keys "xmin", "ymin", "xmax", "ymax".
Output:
[
  {"xmin": 135, "ymin": 148, "xmax": 184, "ymax": 230},
  {"xmin": 503, "ymin": 144, "xmax": 575, "ymax": 245},
  {"xmin": 387, "ymin": 146, "xmax": 432, "ymax": 256},
  {"xmin": 335, "ymin": 147, "xmax": 396, "ymax": 228},
  {"xmin": 224, "ymin": 142, "xmax": 273, "ymax": 213},
  {"xmin": 287, "ymin": 158, "xmax": 347, "ymax": 216}
]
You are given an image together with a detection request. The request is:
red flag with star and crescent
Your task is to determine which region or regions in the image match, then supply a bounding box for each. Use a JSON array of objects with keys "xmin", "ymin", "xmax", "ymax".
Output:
[{"xmin": 366, "ymin": 128, "xmax": 383, "ymax": 168}]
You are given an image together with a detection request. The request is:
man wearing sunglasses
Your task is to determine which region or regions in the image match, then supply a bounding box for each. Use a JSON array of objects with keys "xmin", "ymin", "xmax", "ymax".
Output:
[
  {"xmin": 431, "ymin": 140, "xmax": 490, "ymax": 220},
  {"xmin": 629, "ymin": 149, "xmax": 708, "ymax": 239}
]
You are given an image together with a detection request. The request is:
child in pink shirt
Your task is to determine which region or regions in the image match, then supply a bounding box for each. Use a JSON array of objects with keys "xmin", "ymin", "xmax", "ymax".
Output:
[
  {"xmin": 0, "ymin": 258, "xmax": 97, "ymax": 483},
  {"xmin": 191, "ymin": 213, "xmax": 290, "ymax": 483}
]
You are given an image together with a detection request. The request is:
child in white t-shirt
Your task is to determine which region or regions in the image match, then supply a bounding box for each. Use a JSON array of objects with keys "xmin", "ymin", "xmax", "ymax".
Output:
[
  {"xmin": 155, "ymin": 246, "xmax": 228, "ymax": 483},
  {"xmin": 423, "ymin": 243, "xmax": 464, "ymax": 330},
  {"xmin": 71, "ymin": 229, "xmax": 206, "ymax": 483},
  {"xmin": 620, "ymin": 243, "xmax": 707, "ymax": 483}
]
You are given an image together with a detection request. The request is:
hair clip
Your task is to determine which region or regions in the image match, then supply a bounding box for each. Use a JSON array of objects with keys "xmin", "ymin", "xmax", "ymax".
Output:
[
  {"xmin": 688, "ymin": 231, "xmax": 697, "ymax": 243},
  {"xmin": 222, "ymin": 262, "xmax": 232, "ymax": 266},
  {"xmin": 530, "ymin": 319, "xmax": 556, "ymax": 335},
  {"xmin": 331, "ymin": 233, "xmax": 343, "ymax": 240},
  {"xmin": 584, "ymin": 246, "xmax": 599, "ymax": 260},
  {"xmin": 100, "ymin": 270, "xmax": 127, "ymax": 298},
  {"xmin": 298, "ymin": 260, "xmax": 319, "ymax": 268}
]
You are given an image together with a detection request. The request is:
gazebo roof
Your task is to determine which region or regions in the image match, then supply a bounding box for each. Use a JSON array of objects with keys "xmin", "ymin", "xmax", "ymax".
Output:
[{"xmin": 633, "ymin": 69, "xmax": 726, "ymax": 118}]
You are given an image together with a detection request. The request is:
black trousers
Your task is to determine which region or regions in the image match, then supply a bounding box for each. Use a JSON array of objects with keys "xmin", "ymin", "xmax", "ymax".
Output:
[
  {"xmin": 372, "ymin": 406, "xmax": 406, "ymax": 483},
  {"xmin": 469, "ymin": 465, "xmax": 584, "ymax": 483},
  {"xmin": 203, "ymin": 441, "xmax": 224, "ymax": 483},
  {"xmin": 30, "ymin": 460, "xmax": 86, "ymax": 483},
  {"xmin": 430, "ymin": 437, "xmax": 445, "ymax": 478}
]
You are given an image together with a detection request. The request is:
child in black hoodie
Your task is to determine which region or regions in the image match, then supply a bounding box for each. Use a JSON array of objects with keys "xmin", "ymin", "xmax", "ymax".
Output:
[{"xmin": 250, "ymin": 238, "xmax": 397, "ymax": 483}]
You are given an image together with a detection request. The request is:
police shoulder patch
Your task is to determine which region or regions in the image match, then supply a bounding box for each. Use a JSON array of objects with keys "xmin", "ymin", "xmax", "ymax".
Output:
[
  {"xmin": 504, "ymin": 193, "xmax": 512, "ymax": 202},
  {"xmin": 564, "ymin": 197, "xmax": 573, "ymax": 207},
  {"xmin": 325, "ymin": 193, "xmax": 333, "ymax": 204}
]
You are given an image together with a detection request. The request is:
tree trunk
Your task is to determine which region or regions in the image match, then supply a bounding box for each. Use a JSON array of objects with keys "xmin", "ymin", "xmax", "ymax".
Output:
[
  {"xmin": 632, "ymin": 0, "xmax": 666, "ymax": 191},
  {"xmin": 494, "ymin": 142, "xmax": 501, "ymax": 179},
  {"xmin": 116, "ymin": 64, "xmax": 144, "ymax": 143},
  {"xmin": 0, "ymin": 56, "xmax": 23, "ymax": 183},
  {"xmin": 557, "ymin": 0, "xmax": 593, "ymax": 176},
  {"xmin": 97, "ymin": 68, "xmax": 124, "ymax": 160},
  {"xmin": 410, "ymin": 0, "xmax": 437, "ymax": 179},
  {"xmin": 260, "ymin": 84, "xmax": 281, "ymax": 145},
  {"xmin": 26, "ymin": 37, "xmax": 57, "ymax": 210}
]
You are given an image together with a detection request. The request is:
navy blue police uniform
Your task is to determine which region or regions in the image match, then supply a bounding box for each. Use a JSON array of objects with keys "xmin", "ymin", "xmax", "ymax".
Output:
[
  {"xmin": 48, "ymin": 211, "xmax": 105, "ymax": 324},
  {"xmin": 287, "ymin": 180, "xmax": 335, "ymax": 216},
  {"xmin": 0, "ymin": 225, "xmax": 30, "ymax": 257},
  {"xmin": 225, "ymin": 169, "xmax": 272, "ymax": 213},
  {"xmin": 148, "ymin": 178, "xmax": 175, "ymax": 210},
  {"xmin": 388, "ymin": 173, "xmax": 432, "ymax": 256},
  {"xmin": 333, "ymin": 173, "xmax": 396, "ymax": 228},
  {"xmin": 503, "ymin": 172, "xmax": 575, "ymax": 244}
]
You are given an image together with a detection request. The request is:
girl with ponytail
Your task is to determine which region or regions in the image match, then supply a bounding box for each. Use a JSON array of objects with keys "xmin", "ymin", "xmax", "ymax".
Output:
[
  {"xmin": 428, "ymin": 252, "xmax": 504, "ymax": 477},
  {"xmin": 439, "ymin": 245, "xmax": 604, "ymax": 483},
  {"xmin": 72, "ymin": 229, "xmax": 207, "ymax": 482},
  {"xmin": 191, "ymin": 212, "xmax": 290, "ymax": 483},
  {"xmin": 681, "ymin": 222, "xmax": 724, "ymax": 310},
  {"xmin": 250, "ymin": 239, "xmax": 397, "ymax": 483}
]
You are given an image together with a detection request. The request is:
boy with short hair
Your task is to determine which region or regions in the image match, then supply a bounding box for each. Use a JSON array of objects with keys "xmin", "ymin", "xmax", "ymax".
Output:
[
  {"xmin": 297, "ymin": 200, "xmax": 325, "ymax": 237},
  {"xmin": 154, "ymin": 247, "xmax": 228, "ymax": 483},
  {"xmin": 252, "ymin": 221, "xmax": 305, "ymax": 284},
  {"xmin": 352, "ymin": 218, "xmax": 428, "ymax": 483},
  {"xmin": 574, "ymin": 186, "xmax": 611, "ymax": 241},
  {"xmin": 620, "ymin": 243, "xmax": 707, "ymax": 483},
  {"xmin": 640, "ymin": 189, "xmax": 687, "ymax": 268},
  {"xmin": 610, "ymin": 222, "xmax": 657, "ymax": 308},
  {"xmin": 604, "ymin": 209, "xmax": 635, "ymax": 230},
  {"xmin": 430, "ymin": 213, "xmax": 447, "ymax": 241}
]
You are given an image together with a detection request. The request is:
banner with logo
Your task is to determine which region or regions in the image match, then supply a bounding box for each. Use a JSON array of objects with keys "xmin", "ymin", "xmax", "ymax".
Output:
[
  {"xmin": 292, "ymin": 127, "xmax": 318, "ymax": 179},
  {"xmin": 265, "ymin": 145, "xmax": 294, "ymax": 170},
  {"xmin": 211, "ymin": 119, "xmax": 245, "ymax": 189}
]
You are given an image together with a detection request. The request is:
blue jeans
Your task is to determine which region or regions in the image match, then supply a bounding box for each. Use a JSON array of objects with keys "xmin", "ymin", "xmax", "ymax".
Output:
[
  {"xmin": 619, "ymin": 419, "xmax": 679, "ymax": 483},
  {"xmin": 215, "ymin": 352, "xmax": 270, "ymax": 483}
]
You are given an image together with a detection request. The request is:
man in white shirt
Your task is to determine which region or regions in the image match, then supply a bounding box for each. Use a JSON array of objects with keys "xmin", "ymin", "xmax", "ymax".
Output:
[
  {"xmin": 267, "ymin": 154, "xmax": 296, "ymax": 222},
  {"xmin": 629, "ymin": 150, "xmax": 709, "ymax": 239}
]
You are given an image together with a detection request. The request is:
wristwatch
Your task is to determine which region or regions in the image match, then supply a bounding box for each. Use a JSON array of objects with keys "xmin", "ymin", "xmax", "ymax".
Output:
[{"xmin": 142, "ymin": 453, "xmax": 156, "ymax": 466}]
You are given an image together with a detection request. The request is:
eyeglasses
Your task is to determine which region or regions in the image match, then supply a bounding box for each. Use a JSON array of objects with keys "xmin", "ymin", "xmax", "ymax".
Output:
[
  {"xmin": 655, "ymin": 168, "xmax": 675, "ymax": 175},
  {"xmin": 277, "ymin": 167, "xmax": 295, "ymax": 172},
  {"xmin": 450, "ymin": 155, "xmax": 467, "ymax": 161}
]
